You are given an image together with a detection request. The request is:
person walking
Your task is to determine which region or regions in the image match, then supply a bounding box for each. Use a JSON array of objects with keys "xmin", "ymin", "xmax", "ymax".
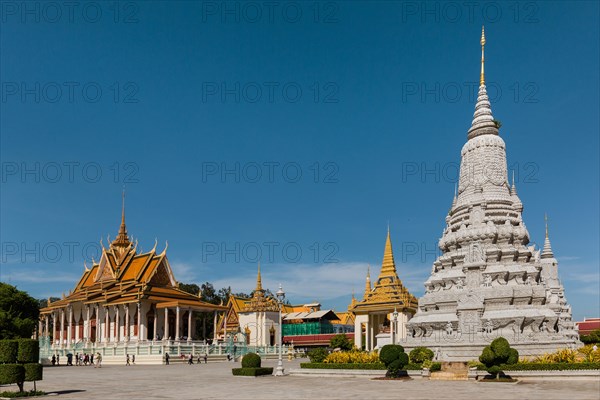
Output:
[
  {"xmin": 90, "ymin": 353, "xmax": 94, "ymax": 366},
  {"xmin": 204, "ymin": 352, "xmax": 208, "ymax": 364},
  {"xmin": 165, "ymin": 352, "xmax": 170, "ymax": 365},
  {"xmin": 188, "ymin": 353, "xmax": 193, "ymax": 365},
  {"xmin": 95, "ymin": 352, "xmax": 102, "ymax": 368},
  {"xmin": 51, "ymin": 355, "xmax": 56, "ymax": 366},
  {"xmin": 56, "ymin": 354, "xmax": 60, "ymax": 365},
  {"xmin": 126, "ymin": 354, "xmax": 131, "ymax": 366},
  {"xmin": 132, "ymin": 354, "xmax": 135, "ymax": 365}
]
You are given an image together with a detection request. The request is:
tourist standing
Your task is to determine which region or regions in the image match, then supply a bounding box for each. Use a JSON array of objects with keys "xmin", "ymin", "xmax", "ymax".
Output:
[
  {"xmin": 204, "ymin": 352, "xmax": 208, "ymax": 364},
  {"xmin": 51, "ymin": 355, "xmax": 56, "ymax": 365},
  {"xmin": 165, "ymin": 352, "xmax": 170, "ymax": 365},
  {"xmin": 95, "ymin": 352, "xmax": 102, "ymax": 368},
  {"xmin": 126, "ymin": 354, "xmax": 131, "ymax": 366},
  {"xmin": 188, "ymin": 353, "xmax": 194, "ymax": 365},
  {"xmin": 56, "ymin": 354, "xmax": 60, "ymax": 365},
  {"xmin": 90, "ymin": 353, "xmax": 94, "ymax": 366},
  {"xmin": 132, "ymin": 354, "xmax": 135, "ymax": 365}
]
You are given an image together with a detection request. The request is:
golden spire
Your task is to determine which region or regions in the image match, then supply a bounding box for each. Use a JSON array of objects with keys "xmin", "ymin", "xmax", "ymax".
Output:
[
  {"xmin": 112, "ymin": 188, "xmax": 131, "ymax": 248},
  {"xmin": 255, "ymin": 262, "xmax": 263, "ymax": 292},
  {"xmin": 480, "ymin": 25, "xmax": 486, "ymax": 85},
  {"xmin": 363, "ymin": 266, "xmax": 371, "ymax": 298},
  {"xmin": 379, "ymin": 227, "xmax": 397, "ymax": 277}
]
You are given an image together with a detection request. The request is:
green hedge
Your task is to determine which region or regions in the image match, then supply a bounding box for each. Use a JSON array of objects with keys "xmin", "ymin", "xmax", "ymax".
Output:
[
  {"xmin": 300, "ymin": 362, "xmax": 386, "ymax": 370},
  {"xmin": 231, "ymin": 367, "xmax": 274, "ymax": 376},
  {"xmin": 0, "ymin": 364, "xmax": 25, "ymax": 385},
  {"xmin": 17, "ymin": 340, "xmax": 39, "ymax": 364},
  {"xmin": 24, "ymin": 364, "xmax": 43, "ymax": 382},
  {"xmin": 241, "ymin": 353, "xmax": 261, "ymax": 368},
  {"xmin": 0, "ymin": 341, "xmax": 18, "ymax": 364},
  {"xmin": 476, "ymin": 362, "xmax": 600, "ymax": 371}
]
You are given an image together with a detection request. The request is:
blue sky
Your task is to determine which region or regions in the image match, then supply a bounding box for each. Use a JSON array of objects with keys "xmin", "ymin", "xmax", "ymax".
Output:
[{"xmin": 1, "ymin": 1, "xmax": 598, "ymax": 320}]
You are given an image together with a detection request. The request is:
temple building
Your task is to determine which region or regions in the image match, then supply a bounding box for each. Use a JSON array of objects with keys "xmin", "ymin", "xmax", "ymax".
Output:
[
  {"xmin": 39, "ymin": 198, "xmax": 225, "ymax": 352},
  {"xmin": 404, "ymin": 28, "xmax": 580, "ymax": 360},
  {"xmin": 352, "ymin": 228, "xmax": 418, "ymax": 350},
  {"xmin": 217, "ymin": 265, "xmax": 355, "ymax": 349}
]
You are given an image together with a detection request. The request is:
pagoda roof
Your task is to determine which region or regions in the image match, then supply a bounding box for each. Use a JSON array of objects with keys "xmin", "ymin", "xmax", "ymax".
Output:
[
  {"xmin": 352, "ymin": 229, "xmax": 418, "ymax": 314},
  {"xmin": 41, "ymin": 203, "xmax": 224, "ymax": 314}
]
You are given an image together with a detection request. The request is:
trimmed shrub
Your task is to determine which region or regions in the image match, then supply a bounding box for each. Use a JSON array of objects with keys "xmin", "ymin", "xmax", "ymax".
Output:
[
  {"xmin": 490, "ymin": 337, "xmax": 511, "ymax": 364},
  {"xmin": 307, "ymin": 348, "xmax": 328, "ymax": 363},
  {"xmin": 0, "ymin": 340, "xmax": 18, "ymax": 364},
  {"xmin": 0, "ymin": 364, "xmax": 25, "ymax": 385},
  {"xmin": 479, "ymin": 337, "xmax": 518, "ymax": 379},
  {"xmin": 379, "ymin": 345, "xmax": 409, "ymax": 378},
  {"xmin": 492, "ymin": 362, "xmax": 600, "ymax": 371},
  {"xmin": 24, "ymin": 364, "xmax": 42, "ymax": 382},
  {"xmin": 17, "ymin": 340, "xmax": 39, "ymax": 364},
  {"xmin": 241, "ymin": 353, "xmax": 261, "ymax": 368},
  {"xmin": 324, "ymin": 350, "xmax": 379, "ymax": 364},
  {"xmin": 409, "ymin": 347, "xmax": 434, "ymax": 364},
  {"xmin": 232, "ymin": 367, "xmax": 273, "ymax": 376},
  {"xmin": 430, "ymin": 362, "xmax": 442, "ymax": 372},
  {"xmin": 300, "ymin": 362, "xmax": 386, "ymax": 370},
  {"xmin": 507, "ymin": 348, "xmax": 519, "ymax": 365},
  {"xmin": 379, "ymin": 345, "xmax": 402, "ymax": 366}
]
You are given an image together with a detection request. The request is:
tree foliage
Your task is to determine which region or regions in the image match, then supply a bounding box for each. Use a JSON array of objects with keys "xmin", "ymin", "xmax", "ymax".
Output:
[
  {"xmin": 479, "ymin": 337, "xmax": 519, "ymax": 379},
  {"xmin": 0, "ymin": 283, "xmax": 39, "ymax": 340},
  {"xmin": 379, "ymin": 344, "xmax": 409, "ymax": 377},
  {"xmin": 329, "ymin": 334, "xmax": 353, "ymax": 351}
]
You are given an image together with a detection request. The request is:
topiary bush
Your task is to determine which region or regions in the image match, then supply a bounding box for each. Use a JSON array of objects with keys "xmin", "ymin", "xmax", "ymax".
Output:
[
  {"xmin": 479, "ymin": 337, "xmax": 518, "ymax": 380},
  {"xmin": 0, "ymin": 364, "xmax": 25, "ymax": 390},
  {"xmin": 17, "ymin": 340, "xmax": 39, "ymax": 364},
  {"xmin": 379, "ymin": 345, "xmax": 409, "ymax": 378},
  {"xmin": 24, "ymin": 364, "xmax": 43, "ymax": 382},
  {"xmin": 507, "ymin": 348, "xmax": 519, "ymax": 365},
  {"xmin": 241, "ymin": 352, "xmax": 261, "ymax": 368},
  {"xmin": 307, "ymin": 348, "xmax": 328, "ymax": 363},
  {"xmin": 409, "ymin": 347, "xmax": 434, "ymax": 364},
  {"xmin": 0, "ymin": 340, "xmax": 18, "ymax": 364}
]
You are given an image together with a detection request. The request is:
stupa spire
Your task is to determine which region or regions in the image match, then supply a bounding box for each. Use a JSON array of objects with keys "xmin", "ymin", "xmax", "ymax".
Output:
[
  {"xmin": 511, "ymin": 171, "xmax": 517, "ymax": 195},
  {"xmin": 378, "ymin": 227, "xmax": 399, "ymax": 280},
  {"xmin": 480, "ymin": 25, "xmax": 486, "ymax": 85},
  {"xmin": 541, "ymin": 214, "xmax": 555, "ymax": 259},
  {"xmin": 255, "ymin": 262, "xmax": 264, "ymax": 292},
  {"xmin": 112, "ymin": 189, "xmax": 131, "ymax": 248},
  {"xmin": 364, "ymin": 266, "xmax": 371, "ymax": 298},
  {"xmin": 467, "ymin": 26, "xmax": 498, "ymax": 140}
]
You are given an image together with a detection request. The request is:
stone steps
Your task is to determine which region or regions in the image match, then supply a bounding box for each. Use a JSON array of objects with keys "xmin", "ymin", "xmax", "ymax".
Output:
[{"xmin": 430, "ymin": 371, "xmax": 468, "ymax": 381}]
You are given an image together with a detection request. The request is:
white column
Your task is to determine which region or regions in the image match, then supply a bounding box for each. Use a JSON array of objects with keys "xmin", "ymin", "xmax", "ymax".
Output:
[
  {"xmin": 153, "ymin": 309, "xmax": 158, "ymax": 341},
  {"xmin": 213, "ymin": 311, "xmax": 217, "ymax": 341},
  {"xmin": 115, "ymin": 306, "xmax": 120, "ymax": 342},
  {"xmin": 137, "ymin": 302, "xmax": 143, "ymax": 341},
  {"xmin": 45, "ymin": 315, "xmax": 49, "ymax": 337},
  {"xmin": 67, "ymin": 306, "xmax": 73, "ymax": 344},
  {"xmin": 164, "ymin": 307, "xmax": 169, "ymax": 340},
  {"xmin": 175, "ymin": 306, "xmax": 180, "ymax": 340},
  {"xmin": 187, "ymin": 309, "xmax": 192, "ymax": 341},
  {"xmin": 105, "ymin": 307, "xmax": 110, "ymax": 342},
  {"xmin": 125, "ymin": 305, "xmax": 129, "ymax": 341},
  {"xmin": 60, "ymin": 309, "xmax": 65, "ymax": 346},
  {"xmin": 86, "ymin": 306, "xmax": 90, "ymax": 342}
]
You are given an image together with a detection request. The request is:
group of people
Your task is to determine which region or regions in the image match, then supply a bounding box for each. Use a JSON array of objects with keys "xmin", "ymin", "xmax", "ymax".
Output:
[
  {"xmin": 51, "ymin": 352, "xmax": 103, "ymax": 368},
  {"xmin": 125, "ymin": 354, "xmax": 136, "ymax": 366},
  {"xmin": 163, "ymin": 352, "xmax": 208, "ymax": 365}
]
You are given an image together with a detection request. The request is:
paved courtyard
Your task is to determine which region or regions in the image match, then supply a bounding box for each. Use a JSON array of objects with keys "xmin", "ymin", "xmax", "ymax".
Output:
[{"xmin": 12, "ymin": 360, "xmax": 600, "ymax": 400}]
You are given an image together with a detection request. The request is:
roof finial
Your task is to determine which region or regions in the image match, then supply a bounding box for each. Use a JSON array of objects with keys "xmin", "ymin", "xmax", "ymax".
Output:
[
  {"xmin": 112, "ymin": 188, "xmax": 131, "ymax": 248},
  {"xmin": 364, "ymin": 265, "xmax": 372, "ymax": 299},
  {"xmin": 480, "ymin": 25, "xmax": 486, "ymax": 86},
  {"xmin": 255, "ymin": 262, "xmax": 263, "ymax": 292},
  {"xmin": 541, "ymin": 213, "xmax": 555, "ymax": 259},
  {"xmin": 511, "ymin": 171, "xmax": 517, "ymax": 195}
]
